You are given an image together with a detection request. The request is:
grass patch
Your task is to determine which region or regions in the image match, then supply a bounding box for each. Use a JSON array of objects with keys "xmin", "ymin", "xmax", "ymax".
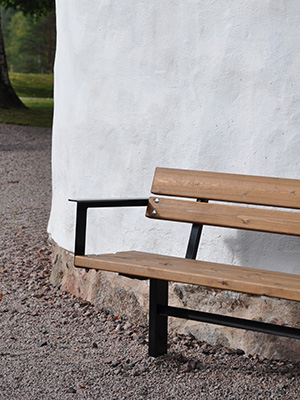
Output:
[
  {"xmin": 0, "ymin": 73, "xmax": 54, "ymax": 127},
  {"xmin": 0, "ymin": 99, "xmax": 53, "ymax": 127},
  {"xmin": 9, "ymin": 72, "xmax": 54, "ymax": 98}
]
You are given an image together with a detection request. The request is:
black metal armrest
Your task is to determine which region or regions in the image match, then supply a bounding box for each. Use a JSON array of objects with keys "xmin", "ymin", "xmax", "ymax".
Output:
[
  {"xmin": 69, "ymin": 198, "xmax": 149, "ymax": 256},
  {"xmin": 69, "ymin": 198, "xmax": 149, "ymax": 208}
]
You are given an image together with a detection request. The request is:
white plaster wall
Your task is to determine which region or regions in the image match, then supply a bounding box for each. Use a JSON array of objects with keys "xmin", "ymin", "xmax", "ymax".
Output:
[{"xmin": 49, "ymin": 0, "xmax": 300, "ymax": 274}]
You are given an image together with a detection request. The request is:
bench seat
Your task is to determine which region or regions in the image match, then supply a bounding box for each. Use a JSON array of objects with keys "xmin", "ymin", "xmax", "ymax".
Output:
[{"xmin": 75, "ymin": 251, "xmax": 300, "ymax": 302}]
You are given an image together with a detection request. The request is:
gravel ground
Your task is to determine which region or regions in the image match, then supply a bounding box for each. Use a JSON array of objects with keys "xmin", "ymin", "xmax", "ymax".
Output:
[{"xmin": 1, "ymin": 123, "xmax": 300, "ymax": 399}]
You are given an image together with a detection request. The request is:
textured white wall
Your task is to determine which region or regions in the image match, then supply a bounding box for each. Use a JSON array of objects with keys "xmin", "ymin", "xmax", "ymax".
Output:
[{"xmin": 49, "ymin": 0, "xmax": 300, "ymax": 274}]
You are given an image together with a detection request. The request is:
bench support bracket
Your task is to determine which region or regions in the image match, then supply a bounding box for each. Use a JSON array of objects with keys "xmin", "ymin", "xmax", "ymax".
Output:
[{"xmin": 159, "ymin": 305, "xmax": 300, "ymax": 340}]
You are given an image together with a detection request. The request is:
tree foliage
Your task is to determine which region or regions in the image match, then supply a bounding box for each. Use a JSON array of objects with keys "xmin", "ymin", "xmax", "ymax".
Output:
[
  {"xmin": 0, "ymin": 0, "xmax": 55, "ymax": 17},
  {"xmin": 4, "ymin": 10, "xmax": 56, "ymax": 73}
]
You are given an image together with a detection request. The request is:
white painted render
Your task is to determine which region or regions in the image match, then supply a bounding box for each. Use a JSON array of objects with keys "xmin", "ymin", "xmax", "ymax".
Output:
[{"xmin": 49, "ymin": 0, "xmax": 300, "ymax": 274}]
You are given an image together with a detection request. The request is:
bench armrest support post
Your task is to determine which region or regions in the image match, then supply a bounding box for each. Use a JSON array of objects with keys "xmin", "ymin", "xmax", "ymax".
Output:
[{"xmin": 75, "ymin": 203, "xmax": 88, "ymax": 256}]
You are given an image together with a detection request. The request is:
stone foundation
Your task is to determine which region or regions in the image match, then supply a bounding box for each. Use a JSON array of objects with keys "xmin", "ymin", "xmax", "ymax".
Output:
[{"xmin": 50, "ymin": 239, "xmax": 300, "ymax": 361}]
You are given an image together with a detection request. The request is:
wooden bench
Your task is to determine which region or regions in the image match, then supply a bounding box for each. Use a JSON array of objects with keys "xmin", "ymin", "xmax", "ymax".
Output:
[{"xmin": 71, "ymin": 167, "xmax": 300, "ymax": 357}]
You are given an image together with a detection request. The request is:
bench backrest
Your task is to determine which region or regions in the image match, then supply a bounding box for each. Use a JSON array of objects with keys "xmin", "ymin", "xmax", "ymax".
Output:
[{"xmin": 146, "ymin": 168, "xmax": 300, "ymax": 236}]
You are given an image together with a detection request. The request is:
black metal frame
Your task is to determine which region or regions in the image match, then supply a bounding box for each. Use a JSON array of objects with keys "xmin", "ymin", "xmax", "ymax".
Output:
[
  {"xmin": 70, "ymin": 198, "xmax": 149, "ymax": 257},
  {"xmin": 159, "ymin": 305, "xmax": 300, "ymax": 340},
  {"xmin": 71, "ymin": 197, "xmax": 300, "ymax": 358}
]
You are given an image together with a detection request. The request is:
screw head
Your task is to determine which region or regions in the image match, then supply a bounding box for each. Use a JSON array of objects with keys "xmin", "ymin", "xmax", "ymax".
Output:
[
  {"xmin": 154, "ymin": 198, "xmax": 160, "ymax": 203},
  {"xmin": 151, "ymin": 210, "xmax": 157, "ymax": 216}
]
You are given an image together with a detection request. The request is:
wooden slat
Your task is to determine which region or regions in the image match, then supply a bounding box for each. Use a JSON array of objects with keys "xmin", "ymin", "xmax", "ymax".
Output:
[
  {"xmin": 146, "ymin": 197, "xmax": 300, "ymax": 236},
  {"xmin": 75, "ymin": 251, "xmax": 300, "ymax": 302},
  {"xmin": 151, "ymin": 168, "xmax": 300, "ymax": 209}
]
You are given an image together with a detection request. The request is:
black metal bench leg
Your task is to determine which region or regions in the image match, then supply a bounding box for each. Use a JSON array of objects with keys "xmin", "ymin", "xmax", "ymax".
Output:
[{"xmin": 149, "ymin": 279, "xmax": 168, "ymax": 357}]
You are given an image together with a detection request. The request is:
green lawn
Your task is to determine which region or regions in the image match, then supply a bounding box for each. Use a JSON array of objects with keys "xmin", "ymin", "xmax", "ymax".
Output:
[
  {"xmin": 0, "ymin": 73, "xmax": 54, "ymax": 127},
  {"xmin": 9, "ymin": 72, "xmax": 54, "ymax": 98},
  {"xmin": 0, "ymin": 99, "xmax": 53, "ymax": 127}
]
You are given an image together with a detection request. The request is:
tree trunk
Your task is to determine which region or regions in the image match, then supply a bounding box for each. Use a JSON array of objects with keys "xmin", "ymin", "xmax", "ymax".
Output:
[{"xmin": 0, "ymin": 12, "xmax": 26, "ymax": 109}]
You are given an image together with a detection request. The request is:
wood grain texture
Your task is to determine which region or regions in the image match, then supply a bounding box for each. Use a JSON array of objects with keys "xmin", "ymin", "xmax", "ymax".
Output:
[
  {"xmin": 151, "ymin": 167, "xmax": 300, "ymax": 209},
  {"xmin": 75, "ymin": 251, "xmax": 300, "ymax": 302},
  {"xmin": 146, "ymin": 197, "xmax": 300, "ymax": 235}
]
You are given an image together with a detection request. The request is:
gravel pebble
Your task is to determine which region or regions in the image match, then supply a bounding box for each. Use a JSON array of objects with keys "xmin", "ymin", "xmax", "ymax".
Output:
[{"xmin": 1, "ymin": 124, "xmax": 300, "ymax": 399}]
